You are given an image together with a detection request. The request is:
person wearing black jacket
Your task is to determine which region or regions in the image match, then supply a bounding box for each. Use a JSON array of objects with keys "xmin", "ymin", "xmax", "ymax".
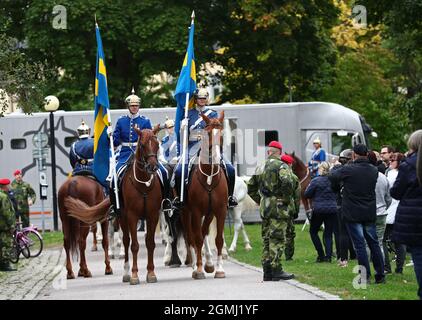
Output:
[
  {"xmin": 391, "ymin": 130, "xmax": 422, "ymax": 300},
  {"xmin": 304, "ymin": 162, "xmax": 337, "ymax": 262},
  {"xmin": 329, "ymin": 144, "xmax": 385, "ymax": 284}
]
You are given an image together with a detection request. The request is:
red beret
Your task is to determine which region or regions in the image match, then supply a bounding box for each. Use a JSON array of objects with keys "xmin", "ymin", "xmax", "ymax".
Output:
[
  {"xmin": 0, "ymin": 178, "xmax": 11, "ymax": 185},
  {"xmin": 268, "ymin": 141, "xmax": 282, "ymax": 150},
  {"xmin": 14, "ymin": 169, "xmax": 22, "ymax": 176},
  {"xmin": 281, "ymin": 154, "xmax": 294, "ymax": 165}
]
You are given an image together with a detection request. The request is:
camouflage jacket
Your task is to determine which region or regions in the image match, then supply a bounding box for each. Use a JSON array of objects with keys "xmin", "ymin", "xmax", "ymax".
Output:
[
  {"xmin": 11, "ymin": 180, "xmax": 36, "ymax": 214},
  {"xmin": 248, "ymin": 155, "xmax": 299, "ymax": 219},
  {"xmin": 0, "ymin": 190, "xmax": 15, "ymax": 231}
]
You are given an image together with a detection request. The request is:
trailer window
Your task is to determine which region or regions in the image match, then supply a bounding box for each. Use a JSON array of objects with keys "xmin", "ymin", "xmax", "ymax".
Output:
[
  {"xmin": 0, "ymin": 139, "xmax": 2, "ymax": 150},
  {"xmin": 258, "ymin": 130, "xmax": 278, "ymax": 146},
  {"xmin": 331, "ymin": 132, "xmax": 354, "ymax": 156},
  {"xmin": 65, "ymin": 137, "xmax": 78, "ymax": 147},
  {"xmin": 11, "ymin": 139, "xmax": 26, "ymax": 149}
]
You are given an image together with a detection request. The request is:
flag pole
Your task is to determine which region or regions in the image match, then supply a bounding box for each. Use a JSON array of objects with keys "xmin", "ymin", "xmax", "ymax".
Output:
[
  {"xmin": 180, "ymin": 10, "xmax": 195, "ymax": 203},
  {"xmin": 107, "ymin": 110, "xmax": 120, "ymax": 210}
]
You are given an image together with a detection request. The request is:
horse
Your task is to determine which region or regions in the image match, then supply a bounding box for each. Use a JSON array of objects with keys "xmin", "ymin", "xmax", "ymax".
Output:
[
  {"xmin": 108, "ymin": 217, "xmax": 124, "ymax": 259},
  {"xmin": 180, "ymin": 111, "xmax": 228, "ymax": 279},
  {"xmin": 57, "ymin": 175, "xmax": 112, "ymax": 279},
  {"xmin": 64, "ymin": 126, "xmax": 162, "ymax": 285},
  {"xmin": 286, "ymin": 152, "xmax": 311, "ymax": 213}
]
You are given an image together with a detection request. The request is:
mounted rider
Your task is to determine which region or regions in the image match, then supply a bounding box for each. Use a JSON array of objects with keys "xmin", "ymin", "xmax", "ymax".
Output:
[
  {"xmin": 108, "ymin": 88, "xmax": 169, "ymax": 216},
  {"xmin": 159, "ymin": 117, "xmax": 178, "ymax": 165},
  {"xmin": 308, "ymin": 137, "xmax": 326, "ymax": 178},
  {"xmin": 172, "ymin": 87, "xmax": 238, "ymax": 209},
  {"xmin": 69, "ymin": 120, "xmax": 94, "ymax": 176}
]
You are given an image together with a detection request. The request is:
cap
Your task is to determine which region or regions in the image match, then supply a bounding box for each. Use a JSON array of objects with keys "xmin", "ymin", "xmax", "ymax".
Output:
[
  {"xmin": 339, "ymin": 149, "xmax": 353, "ymax": 159},
  {"xmin": 0, "ymin": 178, "xmax": 11, "ymax": 185},
  {"xmin": 13, "ymin": 169, "xmax": 22, "ymax": 176},
  {"xmin": 353, "ymin": 143, "xmax": 368, "ymax": 156},
  {"xmin": 268, "ymin": 141, "xmax": 282, "ymax": 150},
  {"xmin": 281, "ymin": 154, "xmax": 293, "ymax": 165}
]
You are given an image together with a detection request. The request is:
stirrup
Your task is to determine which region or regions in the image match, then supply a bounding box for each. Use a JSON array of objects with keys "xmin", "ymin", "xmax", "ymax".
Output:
[
  {"xmin": 171, "ymin": 197, "xmax": 184, "ymax": 210},
  {"xmin": 228, "ymin": 196, "xmax": 238, "ymax": 208},
  {"xmin": 161, "ymin": 198, "xmax": 174, "ymax": 217}
]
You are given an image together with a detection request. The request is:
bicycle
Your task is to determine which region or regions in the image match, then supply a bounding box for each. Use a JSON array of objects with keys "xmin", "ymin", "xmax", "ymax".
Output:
[{"xmin": 9, "ymin": 221, "xmax": 44, "ymax": 263}]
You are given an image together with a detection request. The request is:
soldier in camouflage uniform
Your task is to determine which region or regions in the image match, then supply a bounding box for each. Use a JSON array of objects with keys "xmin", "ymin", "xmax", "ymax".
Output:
[
  {"xmin": 281, "ymin": 154, "xmax": 300, "ymax": 260},
  {"xmin": 248, "ymin": 141, "xmax": 296, "ymax": 281},
  {"xmin": 11, "ymin": 170, "xmax": 36, "ymax": 228},
  {"xmin": 0, "ymin": 179, "xmax": 17, "ymax": 271}
]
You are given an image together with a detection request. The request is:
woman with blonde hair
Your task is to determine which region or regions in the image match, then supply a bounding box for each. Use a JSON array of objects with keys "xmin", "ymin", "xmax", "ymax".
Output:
[
  {"xmin": 304, "ymin": 161, "xmax": 337, "ymax": 262},
  {"xmin": 391, "ymin": 129, "xmax": 422, "ymax": 300}
]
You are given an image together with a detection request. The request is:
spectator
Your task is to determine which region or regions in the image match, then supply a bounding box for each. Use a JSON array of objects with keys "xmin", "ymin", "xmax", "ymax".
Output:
[
  {"xmin": 11, "ymin": 170, "xmax": 36, "ymax": 228},
  {"xmin": 331, "ymin": 149, "xmax": 356, "ymax": 267},
  {"xmin": 0, "ymin": 178, "xmax": 17, "ymax": 271},
  {"xmin": 384, "ymin": 152, "xmax": 406, "ymax": 274},
  {"xmin": 391, "ymin": 130, "xmax": 422, "ymax": 300},
  {"xmin": 380, "ymin": 145, "xmax": 395, "ymax": 172},
  {"xmin": 329, "ymin": 144, "xmax": 385, "ymax": 284},
  {"xmin": 368, "ymin": 151, "xmax": 392, "ymax": 258},
  {"xmin": 304, "ymin": 162, "xmax": 337, "ymax": 262}
]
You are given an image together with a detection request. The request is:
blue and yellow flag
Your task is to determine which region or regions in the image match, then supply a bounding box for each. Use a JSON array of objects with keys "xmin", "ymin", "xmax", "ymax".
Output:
[
  {"xmin": 93, "ymin": 23, "xmax": 111, "ymax": 187},
  {"xmin": 174, "ymin": 19, "xmax": 196, "ymax": 151}
]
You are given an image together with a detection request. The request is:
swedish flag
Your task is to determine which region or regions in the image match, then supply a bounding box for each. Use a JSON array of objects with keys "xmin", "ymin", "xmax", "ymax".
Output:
[
  {"xmin": 174, "ymin": 17, "xmax": 196, "ymax": 150},
  {"xmin": 93, "ymin": 23, "xmax": 111, "ymax": 187}
]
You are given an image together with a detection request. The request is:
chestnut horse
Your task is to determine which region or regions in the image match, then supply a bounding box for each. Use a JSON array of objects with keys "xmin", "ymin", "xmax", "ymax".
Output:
[
  {"xmin": 64, "ymin": 126, "xmax": 162, "ymax": 285},
  {"xmin": 286, "ymin": 152, "xmax": 311, "ymax": 213},
  {"xmin": 58, "ymin": 175, "xmax": 112, "ymax": 279},
  {"xmin": 181, "ymin": 111, "xmax": 228, "ymax": 279}
]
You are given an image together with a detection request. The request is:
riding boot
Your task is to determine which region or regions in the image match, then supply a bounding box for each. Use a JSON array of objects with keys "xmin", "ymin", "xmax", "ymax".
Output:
[
  {"xmin": 263, "ymin": 261, "xmax": 272, "ymax": 281},
  {"xmin": 172, "ymin": 174, "xmax": 185, "ymax": 210},
  {"xmin": 109, "ymin": 187, "xmax": 121, "ymax": 218},
  {"xmin": 224, "ymin": 165, "xmax": 238, "ymax": 208}
]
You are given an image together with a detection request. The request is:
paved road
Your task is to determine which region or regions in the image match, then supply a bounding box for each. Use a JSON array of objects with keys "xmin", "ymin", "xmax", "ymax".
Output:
[{"xmin": 35, "ymin": 232, "xmax": 338, "ymax": 300}]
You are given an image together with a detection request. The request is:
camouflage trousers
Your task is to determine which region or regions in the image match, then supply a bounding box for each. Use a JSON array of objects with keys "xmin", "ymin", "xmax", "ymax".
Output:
[
  {"xmin": 261, "ymin": 200, "xmax": 289, "ymax": 271},
  {"xmin": 0, "ymin": 231, "xmax": 13, "ymax": 265},
  {"xmin": 285, "ymin": 216, "xmax": 296, "ymax": 260},
  {"xmin": 18, "ymin": 211, "xmax": 30, "ymax": 228}
]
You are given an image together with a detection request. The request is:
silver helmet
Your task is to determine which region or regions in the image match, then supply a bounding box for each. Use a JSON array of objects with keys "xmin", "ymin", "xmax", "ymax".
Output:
[
  {"xmin": 125, "ymin": 87, "xmax": 141, "ymax": 107},
  {"xmin": 194, "ymin": 87, "xmax": 209, "ymax": 99},
  {"xmin": 77, "ymin": 120, "xmax": 90, "ymax": 138}
]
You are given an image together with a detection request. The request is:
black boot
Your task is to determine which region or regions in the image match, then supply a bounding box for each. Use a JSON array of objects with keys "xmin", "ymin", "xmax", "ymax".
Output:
[
  {"xmin": 109, "ymin": 188, "xmax": 121, "ymax": 219},
  {"xmin": 263, "ymin": 261, "xmax": 272, "ymax": 281},
  {"xmin": 272, "ymin": 268, "xmax": 295, "ymax": 281},
  {"xmin": 228, "ymin": 196, "xmax": 238, "ymax": 208}
]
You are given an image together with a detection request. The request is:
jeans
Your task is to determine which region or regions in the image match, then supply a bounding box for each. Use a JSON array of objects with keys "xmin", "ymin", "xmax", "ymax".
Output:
[
  {"xmin": 309, "ymin": 212, "xmax": 336, "ymax": 260},
  {"xmin": 346, "ymin": 222, "xmax": 385, "ymax": 281},
  {"xmin": 408, "ymin": 246, "xmax": 422, "ymax": 300}
]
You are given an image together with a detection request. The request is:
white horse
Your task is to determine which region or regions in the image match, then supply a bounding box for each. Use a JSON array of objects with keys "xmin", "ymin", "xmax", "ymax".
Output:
[{"xmin": 108, "ymin": 218, "xmax": 124, "ymax": 259}]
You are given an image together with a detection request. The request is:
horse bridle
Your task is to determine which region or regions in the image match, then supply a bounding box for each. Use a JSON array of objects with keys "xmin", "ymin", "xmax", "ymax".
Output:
[{"xmin": 132, "ymin": 134, "xmax": 158, "ymax": 187}]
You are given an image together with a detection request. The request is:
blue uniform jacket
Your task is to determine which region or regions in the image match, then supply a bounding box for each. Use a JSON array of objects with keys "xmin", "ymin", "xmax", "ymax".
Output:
[
  {"xmin": 70, "ymin": 138, "xmax": 94, "ymax": 175},
  {"xmin": 113, "ymin": 113, "xmax": 152, "ymax": 169},
  {"xmin": 160, "ymin": 134, "xmax": 178, "ymax": 163}
]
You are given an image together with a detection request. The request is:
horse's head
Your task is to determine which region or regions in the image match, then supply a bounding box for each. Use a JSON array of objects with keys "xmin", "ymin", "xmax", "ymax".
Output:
[
  {"xmin": 286, "ymin": 151, "xmax": 307, "ymax": 179},
  {"xmin": 134, "ymin": 124, "xmax": 160, "ymax": 173},
  {"xmin": 201, "ymin": 111, "xmax": 224, "ymax": 151}
]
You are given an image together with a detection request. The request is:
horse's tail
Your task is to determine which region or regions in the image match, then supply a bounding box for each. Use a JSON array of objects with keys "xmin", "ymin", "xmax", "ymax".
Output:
[
  {"xmin": 64, "ymin": 179, "xmax": 81, "ymax": 257},
  {"xmin": 64, "ymin": 196, "xmax": 111, "ymax": 225}
]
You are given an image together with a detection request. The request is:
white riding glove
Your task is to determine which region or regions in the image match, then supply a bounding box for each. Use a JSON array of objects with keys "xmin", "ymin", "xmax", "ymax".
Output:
[
  {"xmin": 181, "ymin": 118, "xmax": 188, "ymax": 130},
  {"xmin": 106, "ymin": 126, "xmax": 113, "ymax": 137}
]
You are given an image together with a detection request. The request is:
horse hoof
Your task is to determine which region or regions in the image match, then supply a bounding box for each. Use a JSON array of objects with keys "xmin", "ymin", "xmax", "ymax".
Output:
[
  {"xmin": 169, "ymin": 264, "xmax": 181, "ymax": 268},
  {"xmin": 204, "ymin": 265, "xmax": 215, "ymax": 273},
  {"xmin": 105, "ymin": 268, "xmax": 113, "ymax": 275},
  {"xmin": 192, "ymin": 271, "xmax": 205, "ymax": 280},
  {"xmin": 228, "ymin": 248, "xmax": 236, "ymax": 254},
  {"xmin": 214, "ymin": 271, "xmax": 226, "ymax": 279},
  {"xmin": 84, "ymin": 271, "xmax": 92, "ymax": 278},
  {"xmin": 67, "ymin": 273, "xmax": 75, "ymax": 280},
  {"xmin": 122, "ymin": 275, "xmax": 131, "ymax": 283},
  {"xmin": 146, "ymin": 274, "xmax": 157, "ymax": 283},
  {"xmin": 130, "ymin": 277, "xmax": 140, "ymax": 285},
  {"xmin": 245, "ymin": 244, "xmax": 252, "ymax": 251},
  {"xmin": 222, "ymin": 253, "xmax": 228, "ymax": 260}
]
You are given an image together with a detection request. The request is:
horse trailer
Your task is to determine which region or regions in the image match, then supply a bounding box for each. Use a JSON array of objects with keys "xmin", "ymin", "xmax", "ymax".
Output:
[{"xmin": 0, "ymin": 101, "xmax": 374, "ymax": 229}]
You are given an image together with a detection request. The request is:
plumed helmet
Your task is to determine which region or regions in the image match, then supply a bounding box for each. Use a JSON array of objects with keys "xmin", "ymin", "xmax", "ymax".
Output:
[
  {"xmin": 125, "ymin": 87, "xmax": 141, "ymax": 107},
  {"xmin": 164, "ymin": 116, "xmax": 175, "ymax": 129},
  {"xmin": 313, "ymin": 137, "xmax": 321, "ymax": 145},
  {"xmin": 194, "ymin": 87, "xmax": 209, "ymax": 99},
  {"xmin": 77, "ymin": 120, "xmax": 90, "ymax": 138}
]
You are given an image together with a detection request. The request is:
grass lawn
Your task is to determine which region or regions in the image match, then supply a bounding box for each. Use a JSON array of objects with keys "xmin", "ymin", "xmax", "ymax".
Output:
[
  {"xmin": 40, "ymin": 231, "xmax": 63, "ymax": 249},
  {"xmin": 224, "ymin": 223, "xmax": 418, "ymax": 300}
]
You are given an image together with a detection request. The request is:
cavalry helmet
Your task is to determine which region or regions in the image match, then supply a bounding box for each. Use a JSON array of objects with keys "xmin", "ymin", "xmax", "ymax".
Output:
[
  {"xmin": 164, "ymin": 117, "xmax": 175, "ymax": 129},
  {"xmin": 125, "ymin": 87, "xmax": 141, "ymax": 107},
  {"xmin": 77, "ymin": 120, "xmax": 90, "ymax": 138},
  {"xmin": 313, "ymin": 137, "xmax": 321, "ymax": 145},
  {"xmin": 194, "ymin": 87, "xmax": 209, "ymax": 100}
]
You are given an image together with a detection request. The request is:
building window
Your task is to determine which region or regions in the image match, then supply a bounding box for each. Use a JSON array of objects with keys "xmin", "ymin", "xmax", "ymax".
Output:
[
  {"xmin": 65, "ymin": 137, "xmax": 78, "ymax": 147},
  {"xmin": 11, "ymin": 139, "xmax": 26, "ymax": 149},
  {"xmin": 258, "ymin": 130, "xmax": 279, "ymax": 146}
]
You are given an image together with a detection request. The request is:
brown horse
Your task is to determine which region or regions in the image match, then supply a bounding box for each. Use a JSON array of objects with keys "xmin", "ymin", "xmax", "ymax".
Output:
[
  {"xmin": 58, "ymin": 175, "xmax": 112, "ymax": 279},
  {"xmin": 64, "ymin": 126, "xmax": 162, "ymax": 285},
  {"xmin": 286, "ymin": 152, "xmax": 311, "ymax": 213},
  {"xmin": 180, "ymin": 111, "xmax": 228, "ymax": 280}
]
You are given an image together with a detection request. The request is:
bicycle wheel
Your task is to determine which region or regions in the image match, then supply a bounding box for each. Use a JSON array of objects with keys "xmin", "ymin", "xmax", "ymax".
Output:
[
  {"xmin": 25, "ymin": 231, "xmax": 43, "ymax": 257},
  {"xmin": 9, "ymin": 241, "xmax": 20, "ymax": 264},
  {"xmin": 21, "ymin": 244, "xmax": 30, "ymax": 259}
]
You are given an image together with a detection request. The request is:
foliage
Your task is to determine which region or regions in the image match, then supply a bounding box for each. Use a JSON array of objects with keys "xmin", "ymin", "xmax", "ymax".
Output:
[{"xmin": 225, "ymin": 223, "xmax": 418, "ymax": 300}]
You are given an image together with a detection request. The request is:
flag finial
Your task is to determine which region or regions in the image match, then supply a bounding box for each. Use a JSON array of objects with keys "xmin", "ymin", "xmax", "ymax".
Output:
[
  {"xmin": 191, "ymin": 10, "xmax": 195, "ymax": 22},
  {"xmin": 95, "ymin": 14, "xmax": 97, "ymax": 27},
  {"xmin": 131, "ymin": 87, "xmax": 135, "ymax": 94}
]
